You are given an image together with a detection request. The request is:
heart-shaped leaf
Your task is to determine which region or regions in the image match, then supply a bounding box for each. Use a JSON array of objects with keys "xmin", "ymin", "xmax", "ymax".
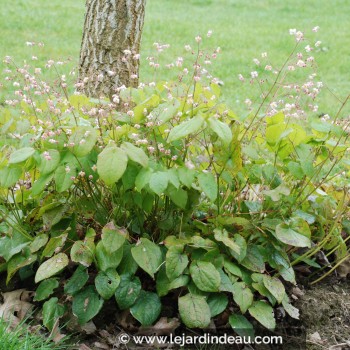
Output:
[
  {"xmin": 95, "ymin": 241, "xmax": 123, "ymax": 271},
  {"xmin": 115, "ymin": 274, "xmax": 141, "ymax": 310},
  {"xmin": 276, "ymin": 218, "xmax": 311, "ymax": 248},
  {"xmin": 165, "ymin": 247, "xmax": 188, "ymax": 280},
  {"xmin": 263, "ymin": 275, "xmax": 285, "ymax": 303},
  {"xmin": 35, "ymin": 253, "xmax": 69, "ymax": 283},
  {"xmin": 9, "ymin": 147, "xmax": 35, "ymax": 164},
  {"xmin": 64, "ymin": 265, "xmax": 89, "ymax": 295},
  {"xmin": 72, "ymin": 286, "xmax": 104, "ymax": 325},
  {"xmin": 232, "ymin": 282, "xmax": 253, "ymax": 313},
  {"xmin": 121, "ymin": 142, "xmax": 148, "ymax": 167},
  {"xmin": 178, "ymin": 294, "xmax": 211, "ymax": 328},
  {"xmin": 190, "ymin": 261, "xmax": 221, "ymax": 292},
  {"xmin": 249, "ymin": 301, "xmax": 276, "ymax": 329},
  {"xmin": 131, "ymin": 238, "xmax": 162, "ymax": 278},
  {"xmin": 229, "ymin": 314, "xmax": 254, "ymax": 338},
  {"xmin": 97, "ymin": 146, "xmax": 128, "ymax": 185},
  {"xmin": 43, "ymin": 297, "xmax": 65, "ymax": 331},
  {"xmin": 101, "ymin": 223, "xmax": 127, "ymax": 254},
  {"xmin": 207, "ymin": 293, "xmax": 228, "ymax": 317},
  {"xmin": 95, "ymin": 269, "xmax": 120, "ymax": 300},
  {"xmin": 34, "ymin": 278, "xmax": 59, "ymax": 301},
  {"xmin": 130, "ymin": 291, "xmax": 161, "ymax": 326}
]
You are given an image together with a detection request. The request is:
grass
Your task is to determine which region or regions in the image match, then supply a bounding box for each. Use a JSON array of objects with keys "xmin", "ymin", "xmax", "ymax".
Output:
[
  {"xmin": 0, "ymin": 318, "xmax": 67, "ymax": 350},
  {"xmin": 1, "ymin": 0, "xmax": 350, "ymax": 115}
]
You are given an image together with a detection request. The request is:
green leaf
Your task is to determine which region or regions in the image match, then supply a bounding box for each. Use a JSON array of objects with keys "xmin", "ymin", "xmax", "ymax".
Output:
[
  {"xmin": 0, "ymin": 231, "xmax": 30, "ymax": 262},
  {"xmin": 156, "ymin": 267, "xmax": 189, "ymax": 297},
  {"xmin": 54, "ymin": 164, "xmax": 76, "ymax": 192},
  {"xmin": 64, "ymin": 265, "xmax": 89, "ymax": 295},
  {"xmin": 201, "ymin": 249, "xmax": 224, "ymax": 269},
  {"xmin": 71, "ymin": 239, "xmax": 95, "ymax": 267},
  {"xmin": 232, "ymin": 282, "xmax": 253, "ymax": 313},
  {"xmin": 7, "ymin": 251, "xmax": 36, "ymax": 284},
  {"xmin": 41, "ymin": 233, "xmax": 68, "ymax": 258},
  {"xmin": 177, "ymin": 167, "xmax": 195, "ymax": 188},
  {"xmin": 168, "ymin": 186, "xmax": 188, "ymax": 209},
  {"xmin": 43, "ymin": 297, "xmax": 65, "ymax": 331},
  {"xmin": 263, "ymin": 275, "xmax": 285, "ymax": 303},
  {"xmin": 263, "ymin": 184, "xmax": 290, "ymax": 201},
  {"xmin": 282, "ymin": 296, "xmax": 299, "ymax": 319},
  {"xmin": 35, "ymin": 253, "xmax": 69, "ymax": 283},
  {"xmin": 96, "ymin": 241, "xmax": 123, "ymax": 271},
  {"xmin": 135, "ymin": 168, "xmax": 152, "ymax": 191},
  {"xmin": 95, "ymin": 269, "xmax": 120, "ymax": 300},
  {"xmin": 251, "ymin": 274, "xmax": 277, "ymax": 306},
  {"xmin": 153, "ymin": 102, "xmax": 179, "ymax": 124},
  {"xmin": 279, "ymin": 266, "xmax": 296, "ymax": 284},
  {"xmin": 30, "ymin": 234, "xmax": 48, "ymax": 253},
  {"xmin": 121, "ymin": 142, "xmax": 148, "ymax": 167},
  {"xmin": 214, "ymin": 229, "xmax": 240, "ymax": 255},
  {"xmin": 167, "ymin": 168, "xmax": 180, "ymax": 188},
  {"xmin": 276, "ymin": 219, "xmax": 311, "ymax": 248},
  {"xmin": 42, "ymin": 205, "xmax": 67, "ymax": 230},
  {"xmin": 72, "ymin": 286, "xmax": 104, "ymax": 325},
  {"xmin": 115, "ymin": 274, "xmax": 141, "ymax": 310},
  {"xmin": 178, "ymin": 294, "xmax": 211, "ymax": 328},
  {"xmin": 101, "ymin": 223, "xmax": 127, "ymax": 254},
  {"xmin": 241, "ymin": 245, "xmax": 265, "ymax": 273},
  {"xmin": 287, "ymin": 162, "xmax": 304, "ymax": 180},
  {"xmin": 130, "ymin": 291, "xmax": 161, "ymax": 326},
  {"xmin": 229, "ymin": 234, "xmax": 247, "ymax": 262},
  {"xmin": 218, "ymin": 269, "xmax": 234, "ymax": 292},
  {"xmin": 191, "ymin": 236, "xmax": 217, "ymax": 250},
  {"xmin": 118, "ymin": 243, "xmax": 138, "ymax": 275},
  {"xmin": 31, "ymin": 173, "xmax": 54, "ymax": 196},
  {"xmin": 266, "ymin": 123, "xmax": 284, "ymax": 145},
  {"xmin": 131, "ymin": 238, "xmax": 163, "ymax": 278},
  {"xmin": 167, "ymin": 115, "xmax": 204, "ymax": 142},
  {"xmin": 197, "ymin": 172, "xmax": 217, "ymax": 201},
  {"xmin": 223, "ymin": 259, "xmax": 242, "ymax": 278},
  {"xmin": 207, "ymin": 293, "xmax": 228, "ymax": 317},
  {"xmin": 229, "ymin": 314, "xmax": 254, "ymax": 338},
  {"xmin": 34, "ymin": 278, "xmax": 59, "ymax": 301},
  {"xmin": 208, "ymin": 117, "xmax": 232, "ymax": 145},
  {"xmin": 169, "ymin": 275, "xmax": 190, "ymax": 291},
  {"xmin": 9, "ymin": 147, "xmax": 35, "ymax": 164},
  {"xmin": 249, "ymin": 301, "xmax": 276, "ymax": 329},
  {"xmin": 69, "ymin": 126, "xmax": 98, "ymax": 157},
  {"xmin": 190, "ymin": 261, "xmax": 221, "ymax": 292},
  {"xmin": 165, "ymin": 247, "xmax": 188, "ymax": 281},
  {"xmin": 97, "ymin": 146, "xmax": 128, "ymax": 185},
  {"xmin": 0, "ymin": 167, "xmax": 22, "ymax": 188},
  {"xmin": 38, "ymin": 149, "xmax": 60, "ymax": 174},
  {"xmin": 149, "ymin": 172, "xmax": 169, "ymax": 195}
]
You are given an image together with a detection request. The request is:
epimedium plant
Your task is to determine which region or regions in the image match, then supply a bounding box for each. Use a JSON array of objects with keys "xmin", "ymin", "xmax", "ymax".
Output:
[{"xmin": 0, "ymin": 28, "xmax": 349, "ymax": 335}]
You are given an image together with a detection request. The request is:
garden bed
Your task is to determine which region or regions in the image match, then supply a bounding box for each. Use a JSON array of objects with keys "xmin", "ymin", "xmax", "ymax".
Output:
[{"xmin": 66, "ymin": 275, "xmax": 350, "ymax": 350}]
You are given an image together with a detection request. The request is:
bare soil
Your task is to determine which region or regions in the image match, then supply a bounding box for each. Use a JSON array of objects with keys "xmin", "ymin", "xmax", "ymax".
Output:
[{"xmin": 295, "ymin": 276, "xmax": 350, "ymax": 350}]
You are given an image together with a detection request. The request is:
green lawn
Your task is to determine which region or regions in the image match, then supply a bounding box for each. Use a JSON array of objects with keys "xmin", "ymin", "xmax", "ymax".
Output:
[{"xmin": 1, "ymin": 0, "xmax": 350, "ymax": 116}]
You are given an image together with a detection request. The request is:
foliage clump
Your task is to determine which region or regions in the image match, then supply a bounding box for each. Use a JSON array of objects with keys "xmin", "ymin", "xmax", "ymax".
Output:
[{"xmin": 0, "ymin": 29, "xmax": 349, "ymax": 334}]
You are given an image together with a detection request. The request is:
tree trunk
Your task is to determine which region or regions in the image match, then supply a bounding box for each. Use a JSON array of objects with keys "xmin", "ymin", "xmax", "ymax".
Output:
[{"xmin": 78, "ymin": 0, "xmax": 146, "ymax": 98}]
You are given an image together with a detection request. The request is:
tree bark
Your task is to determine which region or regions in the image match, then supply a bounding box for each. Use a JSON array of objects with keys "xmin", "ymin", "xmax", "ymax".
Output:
[{"xmin": 78, "ymin": 0, "xmax": 146, "ymax": 98}]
